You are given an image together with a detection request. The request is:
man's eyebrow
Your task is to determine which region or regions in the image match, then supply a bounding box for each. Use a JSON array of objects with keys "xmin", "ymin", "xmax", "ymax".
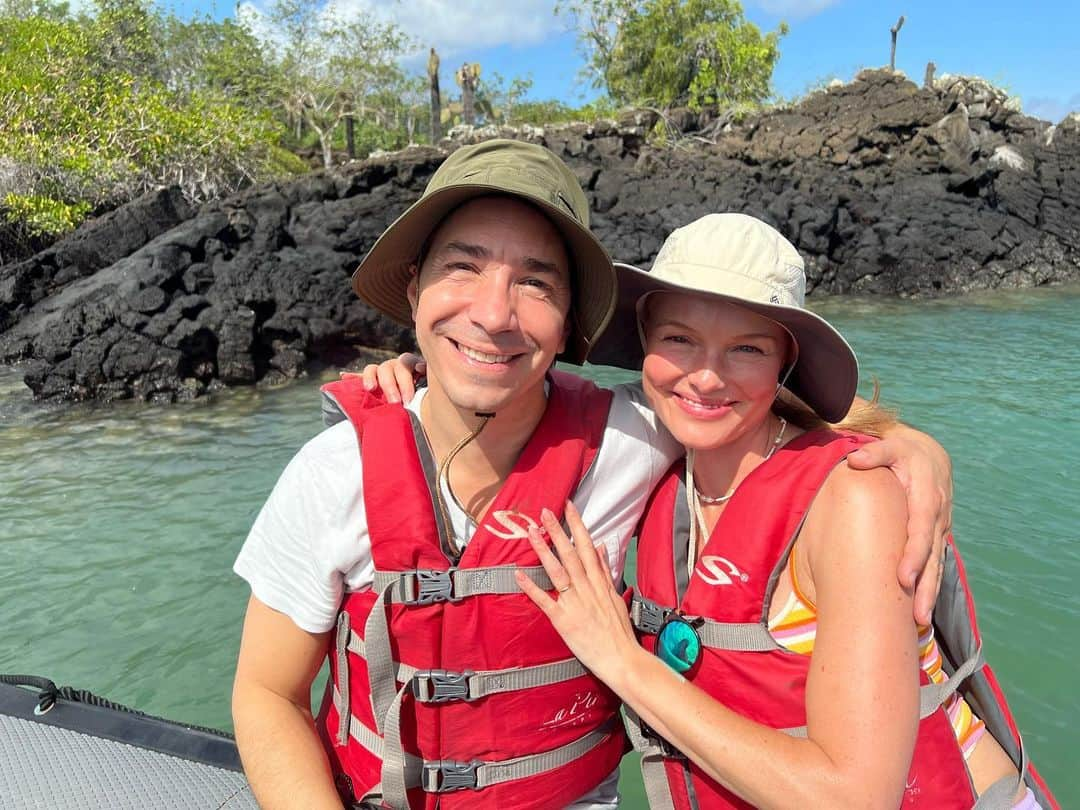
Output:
[
  {"xmin": 435, "ymin": 242, "xmax": 566, "ymax": 278},
  {"xmin": 522, "ymin": 256, "xmax": 565, "ymax": 277},
  {"xmin": 437, "ymin": 240, "xmax": 490, "ymax": 259}
]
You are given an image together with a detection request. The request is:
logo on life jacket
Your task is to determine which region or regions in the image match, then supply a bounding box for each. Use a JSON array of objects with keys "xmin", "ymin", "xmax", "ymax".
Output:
[
  {"xmin": 484, "ymin": 509, "xmax": 540, "ymax": 540},
  {"xmin": 695, "ymin": 555, "xmax": 750, "ymax": 586}
]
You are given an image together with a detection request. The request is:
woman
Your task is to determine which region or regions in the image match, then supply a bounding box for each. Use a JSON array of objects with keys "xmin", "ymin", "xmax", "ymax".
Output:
[{"xmin": 511, "ymin": 214, "xmax": 1051, "ymax": 808}]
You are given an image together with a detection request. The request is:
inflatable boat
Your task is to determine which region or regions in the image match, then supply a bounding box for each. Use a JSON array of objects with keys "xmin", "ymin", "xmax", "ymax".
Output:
[{"xmin": 0, "ymin": 675, "xmax": 256, "ymax": 809}]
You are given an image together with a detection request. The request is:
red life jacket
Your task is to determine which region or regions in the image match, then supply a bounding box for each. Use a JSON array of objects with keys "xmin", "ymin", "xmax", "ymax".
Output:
[
  {"xmin": 629, "ymin": 429, "xmax": 1058, "ymax": 810},
  {"xmin": 314, "ymin": 371, "xmax": 627, "ymax": 810}
]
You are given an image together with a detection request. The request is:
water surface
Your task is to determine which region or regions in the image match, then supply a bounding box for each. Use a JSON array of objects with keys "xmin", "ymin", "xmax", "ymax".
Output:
[{"xmin": 2, "ymin": 285, "xmax": 1077, "ymax": 805}]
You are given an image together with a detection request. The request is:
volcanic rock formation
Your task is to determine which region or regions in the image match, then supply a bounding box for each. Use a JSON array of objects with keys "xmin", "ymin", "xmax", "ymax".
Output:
[{"xmin": 1, "ymin": 70, "xmax": 1077, "ymax": 404}]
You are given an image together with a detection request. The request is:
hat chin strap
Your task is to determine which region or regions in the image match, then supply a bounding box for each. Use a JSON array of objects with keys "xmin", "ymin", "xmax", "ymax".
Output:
[{"xmin": 775, "ymin": 362, "xmax": 795, "ymax": 400}]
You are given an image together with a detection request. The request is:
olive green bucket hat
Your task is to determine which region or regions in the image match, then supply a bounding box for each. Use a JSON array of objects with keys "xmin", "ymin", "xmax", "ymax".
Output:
[{"xmin": 351, "ymin": 139, "xmax": 617, "ymax": 364}]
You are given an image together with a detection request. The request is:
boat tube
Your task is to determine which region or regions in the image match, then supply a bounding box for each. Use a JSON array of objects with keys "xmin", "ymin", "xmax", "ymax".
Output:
[{"xmin": 0, "ymin": 675, "xmax": 256, "ymax": 809}]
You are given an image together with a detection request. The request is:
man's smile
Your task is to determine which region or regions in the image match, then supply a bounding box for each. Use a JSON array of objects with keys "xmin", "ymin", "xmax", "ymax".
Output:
[{"xmin": 453, "ymin": 340, "xmax": 518, "ymax": 365}]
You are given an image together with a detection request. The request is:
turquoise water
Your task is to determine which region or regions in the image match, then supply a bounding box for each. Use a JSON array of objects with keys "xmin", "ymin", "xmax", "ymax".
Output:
[{"xmin": 2, "ymin": 285, "xmax": 1077, "ymax": 806}]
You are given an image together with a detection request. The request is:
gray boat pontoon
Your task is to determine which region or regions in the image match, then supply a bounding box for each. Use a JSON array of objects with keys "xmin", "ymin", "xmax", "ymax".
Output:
[{"xmin": 0, "ymin": 676, "xmax": 257, "ymax": 809}]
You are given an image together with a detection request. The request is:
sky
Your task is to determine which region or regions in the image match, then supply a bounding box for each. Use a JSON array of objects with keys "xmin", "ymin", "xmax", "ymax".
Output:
[{"xmin": 183, "ymin": 0, "xmax": 1079, "ymax": 123}]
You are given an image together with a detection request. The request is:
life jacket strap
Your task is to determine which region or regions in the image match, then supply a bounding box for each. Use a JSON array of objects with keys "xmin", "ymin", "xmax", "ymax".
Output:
[
  {"xmin": 918, "ymin": 645, "xmax": 985, "ymax": 717},
  {"xmin": 410, "ymin": 657, "xmax": 590, "ymax": 703},
  {"xmin": 338, "ymin": 565, "xmax": 592, "ymax": 806},
  {"xmin": 623, "ymin": 707, "xmax": 679, "ymax": 810},
  {"xmin": 335, "ymin": 611, "xmax": 352, "ymax": 746},
  {"xmin": 372, "ymin": 565, "xmax": 553, "ymax": 605},
  {"xmin": 334, "ymin": 695, "xmax": 617, "ymax": 807},
  {"xmin": 630, "ymin": 595, "xmax": 781, "ymax": 652},
  {"xmin": 343, "ymin": 627, "xmax": 589, "ymax": 703},
  {"xmin": 973, "ymin": 732, "xmax": 1028, "ymax": 810}
]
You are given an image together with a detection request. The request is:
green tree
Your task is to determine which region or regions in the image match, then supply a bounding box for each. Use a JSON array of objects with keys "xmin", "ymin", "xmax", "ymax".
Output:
[
  {"xmin": 86, "ymin": 0, "xmax": 163, "ymax": 80},
  {"xmin": 0, "ymin": 14, "xmax": 283, "ymax": 236},
  {"xmin": 159, "ymin": 15, "xmax": 281, "ymax": 111},
  {"xmin": 258, "ymin": 0, "xmax": 412, "ymax": 167},
  {"xmin": 476, "ymin": 72, "xmax": 534, "ymax": 125},
  {"xmin": 557, "ymin": 0, "xmax": 787, "ymax": 109},
  {"xmin": 0, "ymin": 0, "xmax": 70, "ymax": 19}
]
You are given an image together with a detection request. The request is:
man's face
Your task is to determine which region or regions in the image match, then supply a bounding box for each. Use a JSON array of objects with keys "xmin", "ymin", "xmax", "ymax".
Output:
[{"xmin": 406, "ymin": 196, "xmax": 572, "ymax": 417}]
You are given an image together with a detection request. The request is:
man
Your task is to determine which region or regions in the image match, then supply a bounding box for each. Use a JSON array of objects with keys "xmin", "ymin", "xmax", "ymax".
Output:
[{"xmin": 232, "ymin": 139, "xmax": 950, "ymax": 809}]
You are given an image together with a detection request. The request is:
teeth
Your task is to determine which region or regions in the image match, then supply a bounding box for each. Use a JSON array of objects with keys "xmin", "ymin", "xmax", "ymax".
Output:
[
  {"xmin": 460, "ymin": 345, "xmax": 513, "ymax": 364},
  {"xmin": 679, "ymin": 395, "xmax": 728, "ymax": 409}
]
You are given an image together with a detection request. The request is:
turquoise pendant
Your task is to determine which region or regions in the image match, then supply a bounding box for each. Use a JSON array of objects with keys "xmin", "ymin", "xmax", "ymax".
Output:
[{"xmin": 656, "ymin": 615, "xmax": 702, "ymax": 674}]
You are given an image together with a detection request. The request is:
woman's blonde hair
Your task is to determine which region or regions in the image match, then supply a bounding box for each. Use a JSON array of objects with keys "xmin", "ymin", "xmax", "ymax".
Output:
[{"xmin": 774, "ymin": 378, "xmax": 897, "ymax": 438}]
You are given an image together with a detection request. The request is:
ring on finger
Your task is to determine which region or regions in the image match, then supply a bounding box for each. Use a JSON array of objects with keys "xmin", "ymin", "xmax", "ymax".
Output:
[{"xmin": 557, "ymin": 584, "xmax": 572, "ymax": 593}]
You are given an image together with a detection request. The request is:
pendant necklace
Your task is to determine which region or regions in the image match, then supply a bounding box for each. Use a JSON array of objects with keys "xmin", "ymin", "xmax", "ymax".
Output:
[{"xmin": 685, "ymin": 417, "xmax": 788, "ymax": 577}]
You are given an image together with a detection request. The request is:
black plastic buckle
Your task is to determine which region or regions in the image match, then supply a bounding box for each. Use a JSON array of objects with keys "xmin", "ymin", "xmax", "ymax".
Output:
[
  {"xmin": 422, "ymin": 759, "xmax": 480, "ymax": 792},
  {"xmin": 635, "ymin": 598, "xmax": 671, "ymax": 635},
  {"xmin": 639, "ymin": 720, "xmax": 686, "ymax": 760},
  {"xmin": 411, "ymin": 669, "xmax": 473, "ymax": 703},
  {"xmin": 407, "ymin": 569, "xmax": 458, "ymax": 605}
]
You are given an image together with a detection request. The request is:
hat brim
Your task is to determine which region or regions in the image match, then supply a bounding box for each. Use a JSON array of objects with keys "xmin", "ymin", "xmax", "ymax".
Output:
[
  {"xmin": 351, "ymin": 183, "xmax": 615, "ymax": 365},
  {"xmin": 587, "ymin": 262, "xmax": 859, "ymax": 423}
]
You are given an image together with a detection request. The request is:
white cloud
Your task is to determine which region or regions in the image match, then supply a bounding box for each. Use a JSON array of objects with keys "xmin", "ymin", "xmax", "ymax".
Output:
[
  {"xmin": 1025, "ymin": 94, "xmax": 1080, "ymax": 124},
  {"xmin": 747, "ymin": 0, "xmax": 842, "ymax": 19}
]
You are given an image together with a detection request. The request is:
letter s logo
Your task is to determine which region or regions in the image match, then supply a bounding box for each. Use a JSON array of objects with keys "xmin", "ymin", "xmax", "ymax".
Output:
[
  {"xmin": 696, "ymin": 555, "xmax": 749, "ymax": 586},
  {"xmin": 484, "ymin": 510, "xmax": 540, "ymax": 540}
]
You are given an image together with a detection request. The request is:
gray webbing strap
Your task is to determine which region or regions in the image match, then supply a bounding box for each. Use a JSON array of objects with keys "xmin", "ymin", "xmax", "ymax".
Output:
[
  {"xmin": 371, "ymin": 565, "xmax": 552, "ymax": 604},
  {"xmin": 364, "ymin": 581, "xmax": 399, "ymax": 735},
  {"xmin": 346, "ymin": 633, "xmax": 418, "ymax": 684},
  {"xmin": 380, "ymin": 681, "xmax": 414, "ymax": 808},
  {"xmin": 631, "ymin": 595, "xmax": 781, "ymax": 652},
  {"xmin": 347, "ymin": 629, "xmax": 587, "ymax": 701},
  {"xmin": 468, "ymin": 719, "xmax": 617, "ymax": 790},
  {"xmin": 412, "ymin": 657, "xmax": 589, "ymax": 702},
  {"xmin": 973, "ymin": 733, "xmax": 1028, "ymax": 810},
  {"xmin": 337, "ymin": 685, "xmax": 617, "ymax": 805},
  {"xmin": 335, "ymin": 611, "xmax": 351, "ymax": 746},
  {"xmin": 333, "ymin": 686, "xmax": 421, "ymax": 809},
  {"xmin": 623, "ymin": 708, "xmax": 677, "ymax": 810},
  {"xmin": 918, "ymin": 646, "xmax": 985, "ymax": 719},
  {"xmin": 697, "ymin": 621, "xmax": 780, "ymax": 652},
  {"xmin": 365, "ymin": 565, "xmax": 554, "ymax": 732}
]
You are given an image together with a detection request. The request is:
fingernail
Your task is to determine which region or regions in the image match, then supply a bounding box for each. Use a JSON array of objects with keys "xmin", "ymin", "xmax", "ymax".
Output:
[{"xmin": 541, "ymin": 507, "xmax": 554, "ymax": 522}]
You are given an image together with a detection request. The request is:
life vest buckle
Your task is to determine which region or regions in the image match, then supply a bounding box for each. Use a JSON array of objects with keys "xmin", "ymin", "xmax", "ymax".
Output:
[
  {"xmin": 639, "ymin": 720, "xmax": 686, "ymax": 760},
  {"xmin": 634, "ymin": 598, "xmax": 672, "ymax": 635},
  {"xmin": 412, "ymin": 669, "xmax": 474, "ymax": 703},
  {"xmin": 422, "ymin": 759, "xmax": 480, "ymax": 792},
  {"xmin": 407, "ymin": 569, "xmax": 460, "ymax": 605}
]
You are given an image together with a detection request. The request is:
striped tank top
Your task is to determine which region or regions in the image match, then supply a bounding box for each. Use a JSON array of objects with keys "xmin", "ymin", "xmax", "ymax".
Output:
[{"xmin": 768, "ymin": 553, "xmax": 987, "ymax": 758}]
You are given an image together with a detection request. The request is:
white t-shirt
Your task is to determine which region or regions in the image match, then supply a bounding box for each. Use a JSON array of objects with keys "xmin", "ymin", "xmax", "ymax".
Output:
[{"xmin": 233, "ymin": 381, "xmax": 680, "ymax": 808}]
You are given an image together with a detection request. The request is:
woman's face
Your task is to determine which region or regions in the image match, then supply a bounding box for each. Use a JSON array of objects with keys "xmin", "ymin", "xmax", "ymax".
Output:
[{"xmin": 641, "ymin": 293, "xmax": 791, "ymax": 452}]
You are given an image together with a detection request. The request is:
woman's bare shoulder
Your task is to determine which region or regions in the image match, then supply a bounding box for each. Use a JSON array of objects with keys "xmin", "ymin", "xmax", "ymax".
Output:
[{"xmin": 804, "ymin": 461, "xmax": 909, "ymax": 567}]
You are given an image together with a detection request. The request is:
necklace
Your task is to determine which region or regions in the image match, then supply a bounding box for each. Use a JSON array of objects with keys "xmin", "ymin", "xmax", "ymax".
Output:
[
  {"xmin": 693, "ymin": 417, "xmax": 787, "ymax": 504},
  {"xmin": 684, "ymin": 416, "xmax": 788, "ymax": 578}
]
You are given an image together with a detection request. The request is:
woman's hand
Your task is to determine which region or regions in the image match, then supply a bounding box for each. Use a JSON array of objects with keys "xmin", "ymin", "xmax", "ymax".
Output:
[
  {"xmin": 847, "ymin": 425, "xmax": 953, "ymax": 625},
  {"xmin": 345, "ymin": 352, "xmax": 426, "ymax": 404},
  {"xmin": 516, "ymin": 504, "xmax": 638, "ymax": 687}
]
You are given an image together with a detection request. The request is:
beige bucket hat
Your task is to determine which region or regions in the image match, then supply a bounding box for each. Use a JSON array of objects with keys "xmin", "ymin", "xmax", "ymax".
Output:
[
  {"xmin": 587, "ymin": 213, "xmax": 859, "ymax": 422},
  {"xmin": 351, "ymin": 139, "xmax": 617, "ymax": 365}
]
